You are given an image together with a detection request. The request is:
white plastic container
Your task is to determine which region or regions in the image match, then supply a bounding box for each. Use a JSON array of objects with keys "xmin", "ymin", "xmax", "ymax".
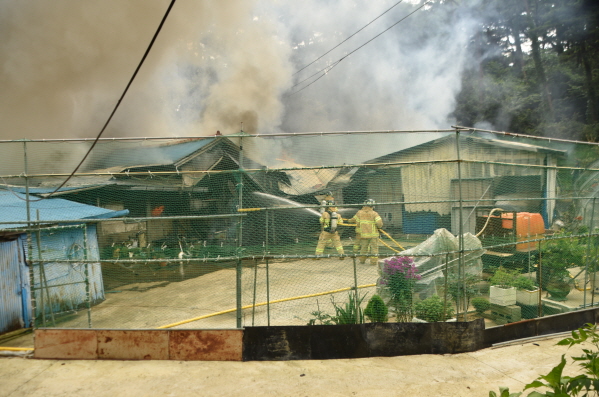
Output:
[
  {"xmin": 516, "ymin": 288, "xmax": 540, "ymax": 306},
  {"xmin": 489, "ymin": 285, "xmax": 517, "ymax": 306}
]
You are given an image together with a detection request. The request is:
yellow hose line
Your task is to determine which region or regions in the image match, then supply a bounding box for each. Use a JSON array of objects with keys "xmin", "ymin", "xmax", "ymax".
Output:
[
  {"xmin": 379, "ymin": 238, "xmax": 401, "ymax": 253},
  {"xmin": 0, "ymin": 346, "xmax": 33, "ymax": 351},
  {"xmin": 237, "ymin": 208, "xmax": 263, "ymax": 212},
  {"xmin": 379, "ymin": 229, "xmax": 405, "ymax": 251},
  {"xmin": 158, "ymin": 283, "xmax": 376, "ymax": 329}
]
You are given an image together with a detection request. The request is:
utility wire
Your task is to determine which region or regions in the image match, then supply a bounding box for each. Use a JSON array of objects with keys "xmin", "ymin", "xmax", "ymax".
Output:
[
  {"xmin": 288, "ymin": 0, "xmax": 432, "ymax": 97},
  {"xmin": 23, "ymin": 0, "xmax": 177, "ymax": 202},
  {"xmin": 294, "ymin": 0, "xmax": 404, "ymax": 76}
]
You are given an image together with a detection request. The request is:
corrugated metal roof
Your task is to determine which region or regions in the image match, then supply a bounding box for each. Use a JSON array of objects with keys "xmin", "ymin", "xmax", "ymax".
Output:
[
  {"xmin": 367, "ymin": 134, "xmax": 566, "ymax": 164},
  {"xmin": 86, "ymin": 138, "xmax": 217, "ymax": 171},
  {"xmin": 0, "ymin": 190, "xmax": 128, "ymax": 230},
  {"xmin": 3, "ymin": 183, "xmax": 114, "ymax": 195}
]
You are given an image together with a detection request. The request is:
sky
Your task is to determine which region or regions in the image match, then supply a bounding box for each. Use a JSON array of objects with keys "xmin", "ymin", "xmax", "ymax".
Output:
[{"xmin": 0, "ymin": 0, "xmax": 482, "ymax": 167}]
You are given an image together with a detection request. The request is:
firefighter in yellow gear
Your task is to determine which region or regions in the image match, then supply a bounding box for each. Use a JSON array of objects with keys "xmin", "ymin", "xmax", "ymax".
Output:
[
  {"xmin": 346, "ymin": 215, "xmax": 362, "ymax": 254},
  {"xmin": 350, "ymin": 199, "xmax": 383, "ymax": 265},
  {"xmin": 319, "ymin": 191, "xmax": 335, "ymax": 215},
  {"xmin": 315, "ymin": 201, "xmax": 345, "ymax": 259}
]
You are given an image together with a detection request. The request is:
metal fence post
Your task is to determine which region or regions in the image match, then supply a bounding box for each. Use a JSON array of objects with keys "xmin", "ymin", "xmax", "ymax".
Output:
[
  {"xmin": 236, "ymin": 258, "xmax": 242, "ymax": 328},
  {"xmin": 23, "ymin": 141, "xmax": 38, "ymax": 331},
  {"xmin": 455, "ymin": 128, "xmax": 466, "ymax": 318},
  {"xmin": 353, "ymin": 256, "xmax": 359, "ymax": 308},
  {"xmin": 236, "ymin": 134, "xmax": 245, "ymax": 328},
  {"xmin": 584, "ymin": 197, "xmax": 596, "ymax": 307},
  {"xmin": 83, "ymin": 224, "xmax": 92, "ymax": 328},
  {"xmin": 266, "ymin": 258, "xmax": 271, "ymax": 327},
  {"xmin": 35, "ymin": 210, "xmax": 55, "ymax": 327}
]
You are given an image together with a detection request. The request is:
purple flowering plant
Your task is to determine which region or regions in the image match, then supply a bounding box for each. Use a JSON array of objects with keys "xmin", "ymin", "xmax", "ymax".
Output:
[
  {"xmin": 381, "ymin": 256, "xmax": 421, "ymax": 282},
  {"xmin": 380, "ymin": 256, "xmax": 421, "ymax": 322}
]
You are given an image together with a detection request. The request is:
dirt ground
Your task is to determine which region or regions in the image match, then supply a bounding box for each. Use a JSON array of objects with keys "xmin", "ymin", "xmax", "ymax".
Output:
[{"xmin": 0, "ymin": 332, "xmax": 588, "ymax": 397}]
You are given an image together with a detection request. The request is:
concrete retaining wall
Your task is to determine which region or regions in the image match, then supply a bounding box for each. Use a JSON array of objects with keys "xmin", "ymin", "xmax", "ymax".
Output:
[{"xmin": 33, "ymin": 308, "xmax": 599, "ymax": 361}]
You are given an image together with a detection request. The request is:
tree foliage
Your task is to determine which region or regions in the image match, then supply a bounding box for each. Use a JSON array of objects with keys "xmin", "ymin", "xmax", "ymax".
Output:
[{"xmin": 451, "ymin": 0, "xmax": 599, "ymax": 141}]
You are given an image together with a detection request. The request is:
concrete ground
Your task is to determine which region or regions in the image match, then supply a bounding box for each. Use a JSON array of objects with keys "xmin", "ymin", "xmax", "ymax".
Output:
[
  {"xmin": 0, "ymin": 332, "xmax": 588, "ymax": 397},
  {"xmin": 0, "ymin": 257, "xmax": 593, "ymax": 396},
  {"xmin": 13, "ymin": 257, "xmax": 496, "ymax": 331}
]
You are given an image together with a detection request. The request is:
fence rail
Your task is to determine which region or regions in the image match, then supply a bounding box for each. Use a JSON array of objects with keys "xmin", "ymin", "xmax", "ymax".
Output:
[{"xmin": 1, "ymin": 129, "xmax": 599, "ymax": 333}]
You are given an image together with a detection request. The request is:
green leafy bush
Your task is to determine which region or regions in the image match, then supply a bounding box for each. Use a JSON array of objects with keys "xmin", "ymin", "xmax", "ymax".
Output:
[
  {"xmin": 364, "ymin": 294, "xmax": 388, "ymax": 323},
  {"xmin": 489, "ymin": 267, "xmax": 519, "ymax": 288},
  {"xmin": 413, "ymin": 295, "xmax": 454, "ymax": 322},
  {"xmin": 512, "ymin": 276, "xmax": 538, "ymax": 291},
  {"xmin": 490, "ymin": 323, "xmax": 599, "ymax": 396},
  {"xmin": 540, "ymin": 233, "xmax": 585, "ymax": 287},
  {"xmin": 471, "ymin": 297, "xmax": 490, "ymax": 314},
  {"xmin": 447, "ymin": 273, "xmax": 480, "ymax": 316}
]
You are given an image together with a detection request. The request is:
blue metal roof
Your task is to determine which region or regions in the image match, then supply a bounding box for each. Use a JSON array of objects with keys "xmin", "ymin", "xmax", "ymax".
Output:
[
  {"xmin": 87, "ymin": 138, "xmax": 217, "ymax": 171},
  {"xmin": 0, "ymin": 190, "xmax": 129, "ymax": 230}
]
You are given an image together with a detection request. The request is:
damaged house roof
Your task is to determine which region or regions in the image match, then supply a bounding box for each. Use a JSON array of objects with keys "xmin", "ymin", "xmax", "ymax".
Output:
[{"xmin": 3, "ymin": 136, "xmax": 273, "ymax": 195}]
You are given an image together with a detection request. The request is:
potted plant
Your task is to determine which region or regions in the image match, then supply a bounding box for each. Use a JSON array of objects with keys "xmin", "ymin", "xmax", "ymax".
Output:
[
  {"xmin": 545, "ymin": 276, "xmax": 574, "ymax": 301},
  {"xmin": 538, "ymin": 234, "xmax": 580, "ymax": 301},
  {"xmin": 489, "ymin": 267, "xmax": 518, "ymax": 306},
  {"xmin": 512, "ymin": 275, "xmax": 540, "ymax": 306}
]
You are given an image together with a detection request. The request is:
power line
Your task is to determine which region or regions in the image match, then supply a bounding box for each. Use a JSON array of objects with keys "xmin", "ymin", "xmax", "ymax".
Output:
[
  {"xmin": 288, "ymin": 0, "xmax": 433, "ymax": 97},
  {"xmin": 23, "ymin": 0, "xmax": 177, "ymax": 202},
  {"xmin": 293, "ymin": 0, "xmax": 404, "ymax": 77}
]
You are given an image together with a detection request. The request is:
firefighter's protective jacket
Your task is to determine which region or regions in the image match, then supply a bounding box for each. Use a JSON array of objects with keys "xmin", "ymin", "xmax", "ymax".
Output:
[{"xmin": 351, "ymin": 207, "xmax": 383, "ymax": 238}]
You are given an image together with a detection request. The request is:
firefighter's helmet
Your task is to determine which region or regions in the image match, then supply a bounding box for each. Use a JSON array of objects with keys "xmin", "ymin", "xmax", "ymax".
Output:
[{"xmin": 363, "ymin": 199, "xmax": 376, "ymax": 207}]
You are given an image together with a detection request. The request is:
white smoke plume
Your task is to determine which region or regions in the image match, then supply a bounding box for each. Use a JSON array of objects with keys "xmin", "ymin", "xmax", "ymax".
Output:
[
  {"xmin": 0, "ymin": 0, "xmax": 292, "ymax": 139},
  {"xmin": 0, "ymin": 0, "xmax": 482, "ymax": 167}
]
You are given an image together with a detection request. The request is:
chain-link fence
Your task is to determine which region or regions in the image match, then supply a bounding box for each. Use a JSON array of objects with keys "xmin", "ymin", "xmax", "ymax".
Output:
[{"xmin": 2, "ymin": 128, "xmax": 599, "ymax": 331}]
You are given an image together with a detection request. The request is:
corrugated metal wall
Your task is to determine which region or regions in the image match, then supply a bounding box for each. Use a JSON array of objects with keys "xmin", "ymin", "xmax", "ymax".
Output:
[
  {"xmin": 31, "ymin": 225, "xmax": 104, "ymax": 321},
  {"xmin": 0, "ymin": 236, "xmax": 30, "ymax": 334},
  {"xmin": 1, "ymin": 225, "xmax": 105, "ymax": 332}
]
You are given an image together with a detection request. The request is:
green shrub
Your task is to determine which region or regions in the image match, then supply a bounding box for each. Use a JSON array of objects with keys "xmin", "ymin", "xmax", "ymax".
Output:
[
  {"xmin": 447, "ymin": 273, "xmax": 480, "ymax": 315},
  {"xmin": 512, "ymin": 276, "xmax": 537, "ymax": 291},
  {"xmin": 471, "ymin": 297, "xmax": 491, "ymax": 314},
  {"xmin": 414, "ymin": 295, "xmax": 454, "ymax": 322},
  {"xmin": 364, "ymin": 294, "xmax": 388, "ymax": 323},
  {"xmin": 490, "ymin": 323, "xmax": 599, "ymax": 396},
  {"xmin": 489, "ymin": 267, "xmax": 519, "ymax": 288}
]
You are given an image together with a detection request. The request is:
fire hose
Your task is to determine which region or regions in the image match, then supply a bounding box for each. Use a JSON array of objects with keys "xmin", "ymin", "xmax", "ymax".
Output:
[
  {"xmin": 339, "ymin": 220, "xmax": 405, "ymax": 252},
  {"xmin": 475, "ymin": 207, "xmax": 504, "ymax": 237}
]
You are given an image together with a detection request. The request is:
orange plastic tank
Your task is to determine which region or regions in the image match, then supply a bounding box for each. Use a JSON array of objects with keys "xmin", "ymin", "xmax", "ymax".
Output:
[{"xmin": 501, "ymin": 212, "xmax": 545, "ymax": 251}]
